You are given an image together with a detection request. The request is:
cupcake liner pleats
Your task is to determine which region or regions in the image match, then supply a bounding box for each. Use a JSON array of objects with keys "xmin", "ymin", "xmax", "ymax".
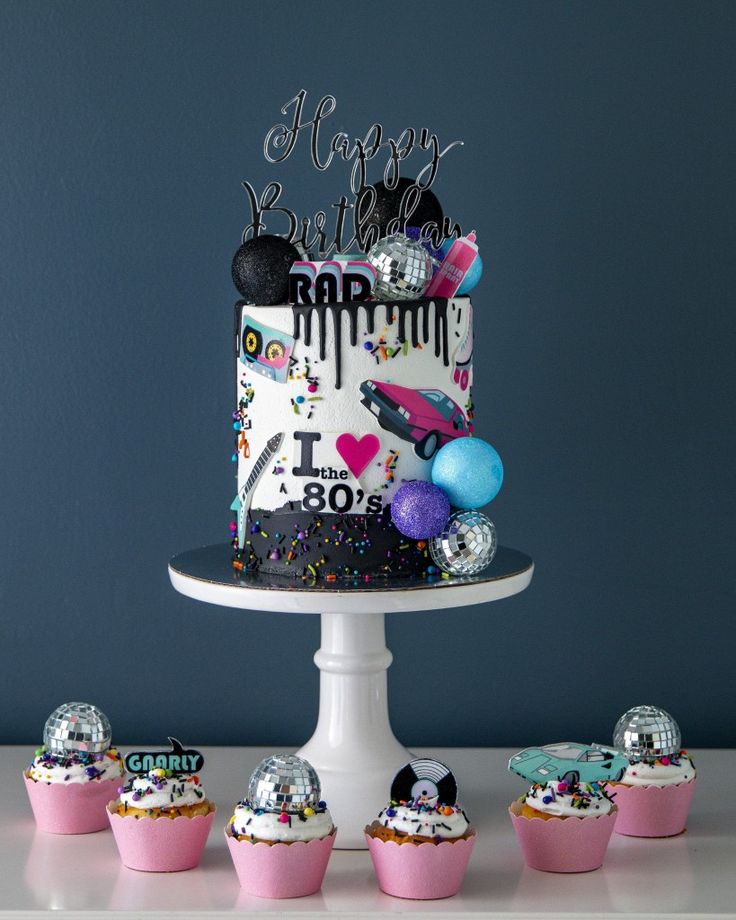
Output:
[
  {"xmin": 107, "ymin": 804, "xmax": 215, "ymax": 871},
  {"xmin": 24, "ymin": 773, "xmax": 121, "ymax": 834},
  {"xmin": 225, "ymin": 827, "xmax": 336, "ymax": 898},
  {"xmin": 612, "ymin": 779, "xmax": 696, "ymax": 837},
  {"xmin": 508, "ymin": 800, "xmax": 617, "ymax": 873}
]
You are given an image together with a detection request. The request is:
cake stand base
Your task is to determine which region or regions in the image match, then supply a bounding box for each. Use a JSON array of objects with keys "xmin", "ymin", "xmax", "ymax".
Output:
[
  {"xmin": 169, "ymin": 544, "xmax": 533, "ymax": 848},
  {"xmin": 297, "ymin": 612, "xmax": 409, "ymax": 848}
]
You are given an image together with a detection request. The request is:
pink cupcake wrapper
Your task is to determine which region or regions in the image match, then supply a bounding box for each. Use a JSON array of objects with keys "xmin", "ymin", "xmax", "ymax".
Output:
[
  {"xmin": 225, "ymin": 827, "xmax": 336, "ymax": 898},
  {"xmin": 365, "ymin": 831, "xmax": 476, "ymax": 900},
  {"xmin": 509, "ymin": 801, "xmax": 617, "ymax": 873},
  {"xmin": 611, "ymin": 778, "xmax": 696, "ymax": 837},
  {"xmin": 107, "ymin": 803, "xmax": 215, "ymax": 872},
  {"xmin": 24, "ymin": 773, "xmax": 122, "ymax": 834}
]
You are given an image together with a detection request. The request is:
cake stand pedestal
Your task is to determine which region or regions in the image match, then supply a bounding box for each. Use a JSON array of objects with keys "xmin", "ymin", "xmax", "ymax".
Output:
[{"xmin": 169, "ymin": 544, "xmax": 533, "ymax": 848}]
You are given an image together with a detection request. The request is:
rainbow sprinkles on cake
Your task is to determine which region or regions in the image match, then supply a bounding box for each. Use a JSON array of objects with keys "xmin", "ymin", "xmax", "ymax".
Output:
[{"xmin": 229, "ymin": 90, "xmax": 503, "ymax": 581}]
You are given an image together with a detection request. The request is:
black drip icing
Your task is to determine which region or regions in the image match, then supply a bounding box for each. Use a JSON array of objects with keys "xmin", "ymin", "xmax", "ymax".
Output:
[{"xmin": 292, "ymin": 299, "xmax": 450, "ymax": 389}]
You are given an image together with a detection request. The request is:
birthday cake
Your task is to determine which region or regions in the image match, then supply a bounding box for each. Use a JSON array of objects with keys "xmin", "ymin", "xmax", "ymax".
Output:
[{"xmin": 230, "ymin": 92, "xmax": 502, "ymax": 581}]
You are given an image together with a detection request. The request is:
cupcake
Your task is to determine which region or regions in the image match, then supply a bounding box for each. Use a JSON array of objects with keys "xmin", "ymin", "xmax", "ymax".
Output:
[
  {"xmin": 609, "ymin": 705, "xmax": 697, "ymax": 837},
  {"xmin": 107, "ymin": 738, "xmax": 215, "ymax": 871},
  {"xmin": 365, "ymin": 758, "xmax": 476, "ymax": 900},
  {"xmin": 23, "ymin": 701, "xmax": 124, "ymax": 834},
  {"xmin": 225, "ymin": 753, "xmax": 336, "ymax": 899},
  {"xmin": 508, "ymin": 742, "xmax": 623, "ymax": 872}
]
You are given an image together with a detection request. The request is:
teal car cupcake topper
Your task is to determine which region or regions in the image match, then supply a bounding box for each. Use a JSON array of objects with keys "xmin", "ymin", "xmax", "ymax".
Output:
[{"xmin": 509, "ymin": 742, "xmax": 628, "ymax": 786}]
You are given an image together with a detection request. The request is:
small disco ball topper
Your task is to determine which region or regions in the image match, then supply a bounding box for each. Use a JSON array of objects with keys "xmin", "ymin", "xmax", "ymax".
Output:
[
  {"xmin": 367, "ymin": 233, "xmax": 432, "ymax": 301},
  {"xmin": 613, "ymin": 705, "xmax": 682, "ymax": 761},
  {"xmin": 248, "ymin": 753, "xmax": 321, "ymax": 811},
  {"xmin": 429, "ymin": 510, "xmax": 497, "ymax": 575},
  {"xmin": 391, "ymin": 758, "xmax": 458, "ymax": 806},
  {"xmin": 43, "ymin": 702, "xmax": 112, "ymax": 754}
]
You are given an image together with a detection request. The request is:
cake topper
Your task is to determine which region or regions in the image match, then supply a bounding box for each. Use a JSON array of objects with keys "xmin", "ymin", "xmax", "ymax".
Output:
[
  {"xmin": 240, "ymin": 90, "xmax": 465, "ymax": 257},
  {"xmin": 391, "ymin": 758, "xmax": 458, "ymax": 805},
  {"xmin": 232, "ymin": 235, "xmax": 301, "ymax": 304},
  {"xmin": 509, "ymin": 742, "xmax": 629, "ymax": 786},
  {"xmin": 124, "ymin": 737, "xmax": 204, "ymax": 775},
  {"xmin": 366, "ymin": 233, "xmax": 432, "ymax": 301},
  {"xmin": 288, "ymin": 259, "xmax": 376, "ymax": 304},
  {"xmin": 44, "ymin": 702, "xmax": 112, "ymax": 754},
  {"xmin": 248, "ymin": 753, "xmax": 321, "ymax": 811},
  {"xmin": 613, "ymin": 705, "xmax": 681, "ymax": 761}
]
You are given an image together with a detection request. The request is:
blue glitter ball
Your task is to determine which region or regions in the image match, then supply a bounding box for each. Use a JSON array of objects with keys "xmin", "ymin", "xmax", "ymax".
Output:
[
  {"xmin": 431, "ymin": 437, "xmax": 503, "ymax": 508},
  {"xmin": 438, "ymin": 239, "xmax": 483, "ymax": 293},
  {"xmin": 390, "ymin": 481, "xmax": 450, "ymax": 539}
]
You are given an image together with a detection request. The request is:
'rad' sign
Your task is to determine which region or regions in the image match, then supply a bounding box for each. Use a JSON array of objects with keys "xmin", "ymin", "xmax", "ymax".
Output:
[{"xmin": 289, "ymin": 260, "xmax": 375, "ymax": 304}]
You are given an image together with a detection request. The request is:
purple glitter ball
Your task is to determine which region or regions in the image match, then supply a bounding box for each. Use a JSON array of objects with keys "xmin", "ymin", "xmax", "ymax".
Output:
[
  {"xmin": 390, "ymin": 481, "xmax": 450, "ymax": 540},
  {"xmin": 405, "ymin": 226, "xmax": 445, "ymax": 265}
]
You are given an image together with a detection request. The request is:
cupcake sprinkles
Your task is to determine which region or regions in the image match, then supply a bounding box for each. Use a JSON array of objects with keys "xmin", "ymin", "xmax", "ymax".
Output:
[
  {"xmin": 117, "ymin": 769, "xmax": 207, "ymax": 816},
  {"xmin": 377, "ymin": 796, "xmax": 471, "ymax": 841},
  {"xmin": 228, "ymin": 797, "xmax": 332, "ymax": 843},
  {"xmin": 27, "ymin": 746, "xmax": 123, "ymax": 784},
  {"xmin": 523, "ymin": 779, "xmax": 616, "ymax": 818}
]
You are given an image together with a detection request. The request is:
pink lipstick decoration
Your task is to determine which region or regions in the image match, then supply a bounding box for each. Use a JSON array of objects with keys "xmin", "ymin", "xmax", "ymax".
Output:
[{"xmin": 425, "ymin": 231, "xmax": 479, "ymax": 298}]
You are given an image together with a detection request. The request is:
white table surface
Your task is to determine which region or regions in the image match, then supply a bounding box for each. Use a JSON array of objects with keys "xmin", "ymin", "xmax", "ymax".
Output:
[{"xmin": 1, "ymin": 746, "xmax": 733, "ymax": 919}]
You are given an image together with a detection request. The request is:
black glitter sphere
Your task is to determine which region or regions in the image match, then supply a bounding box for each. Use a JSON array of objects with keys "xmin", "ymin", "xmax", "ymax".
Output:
[
  {"xmin": 364, "ymin": 177, "xmax": 444, "ymax": 238},
  {"xmin": 231, "ymin": 235, "xmax": 300, "ymax": 304}
]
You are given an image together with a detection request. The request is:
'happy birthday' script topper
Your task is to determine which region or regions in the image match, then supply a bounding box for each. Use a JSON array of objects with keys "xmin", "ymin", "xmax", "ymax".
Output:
[{"xmin": 241, "ymin": 90, "xmax": 465, "ymax": 257}]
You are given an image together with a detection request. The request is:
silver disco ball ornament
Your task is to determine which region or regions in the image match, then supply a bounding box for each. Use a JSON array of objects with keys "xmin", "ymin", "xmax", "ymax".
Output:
[
  {"xmin": 43, "ymin": 702, "xmax": 112, "ymax": 754},
  {"xmin": 248, "ymin": 753, "xmax": 321, "ymax": 811},
  {"xmin": 429, "ymin": 510, "xmax": 497, "ymax": 576},
  {"xmin": 613, "ymin": 705, "xmax": 681, "ymax": 761},
  {"xmin": 367, "ymin": 233, "xmax": 432, "ymax": 301}
]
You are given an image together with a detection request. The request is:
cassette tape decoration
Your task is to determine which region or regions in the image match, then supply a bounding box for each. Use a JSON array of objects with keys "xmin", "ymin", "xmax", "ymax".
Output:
[{"xmin": 239, "ymin": 314, "xmax": 295, "ymax": 384}]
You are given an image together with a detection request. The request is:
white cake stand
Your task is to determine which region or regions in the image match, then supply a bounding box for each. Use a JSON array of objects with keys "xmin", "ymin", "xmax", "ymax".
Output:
[{"xmin": 169, "ymin": 543, "xmax": 533, "ymax": 848}]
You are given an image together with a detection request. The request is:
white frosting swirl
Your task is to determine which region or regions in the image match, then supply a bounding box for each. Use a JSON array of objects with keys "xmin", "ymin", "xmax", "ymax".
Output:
[
  {"xmin": 377, "ymin": 800, "xmax": 469, "ymax": 838},
  {"xmin": 230, "ymin": 802, "xmax": 334, "ymax": 842},
  {"xmin": 119, "ymin": 772, "xmax": 207, "ymax": 810},
  {"xmin": 27, "ymin": 749, "xmax": 124, "ymax": 785},
  {"xmin": 524, "ymin": 782, "xmax": 614, "ymax": 818},
  {"xmin": 620, "ymin": 752, "xmax": 695, "ymax": 787}
]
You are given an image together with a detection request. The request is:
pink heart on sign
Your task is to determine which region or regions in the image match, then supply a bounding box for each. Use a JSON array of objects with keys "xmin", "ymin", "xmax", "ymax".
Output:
[{"xmin": 335, "ymin": 433, "xmax": 381, "ymax": 479}]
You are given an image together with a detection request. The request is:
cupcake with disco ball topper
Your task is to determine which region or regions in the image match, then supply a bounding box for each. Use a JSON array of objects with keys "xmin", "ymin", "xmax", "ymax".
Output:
[
  {"xmin": 225, "ymin": 753, "xmax": 336, "ymax": 898},
  {"xmin": 608, "ymin": 705, "xmax": 697, "ymax": 837},
  {"xmin": 107, "ymin": 738, "xmax": 215, "ymax": 871},
  {"xmin": 23, "ymin": 702, "xmax": 124, "ymax": 834},
  {"xmin": 508, "ymin": 742, "xmax": 624, "ymax": 872},
  {"xmin": 364, "ymin": 758, "xmax": 476, "ymax": 900}
]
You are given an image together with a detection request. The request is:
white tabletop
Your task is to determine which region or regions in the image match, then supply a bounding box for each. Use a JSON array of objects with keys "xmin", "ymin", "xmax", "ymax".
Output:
[{"xmin": 1, "ymin": 746, "xmax": 732, "ymax": 919}]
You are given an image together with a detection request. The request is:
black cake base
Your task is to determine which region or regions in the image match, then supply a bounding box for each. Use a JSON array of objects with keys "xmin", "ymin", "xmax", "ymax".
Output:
[{"xmin": 233, "ymin": 506, "xmax": 434, "ymax": 580}]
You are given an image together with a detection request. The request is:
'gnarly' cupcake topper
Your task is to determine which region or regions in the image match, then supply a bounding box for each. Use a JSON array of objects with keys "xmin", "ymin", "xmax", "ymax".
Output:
[{"xmin": 124, "ymin": 737, "xmax": 204, "ymax": 774}]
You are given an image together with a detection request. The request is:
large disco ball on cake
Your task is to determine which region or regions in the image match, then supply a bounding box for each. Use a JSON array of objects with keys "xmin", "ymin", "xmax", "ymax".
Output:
[
  {"xmin": 367, "ymin": 233, "xmax": 432, "ymax": 301},
  {"xmin": 613, "ymin": 705, "xmax": 681, "ymax": 760},
  {"xmin": 248, "ymin": 753, "xmax": 321, "ymax": 811},
  {"xmin": 44, "ymin": 702, "xmax": 112, "ymax": 754},
  {"xmin": 429, "ymin": 510, "xmax": 497, "ymax": 575}
]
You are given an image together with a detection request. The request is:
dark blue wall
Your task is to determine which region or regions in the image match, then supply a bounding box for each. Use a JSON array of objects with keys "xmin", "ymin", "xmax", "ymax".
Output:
[{"xmin": 2, "ymin": 1, "xmax": 734, "ymax": 747}]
